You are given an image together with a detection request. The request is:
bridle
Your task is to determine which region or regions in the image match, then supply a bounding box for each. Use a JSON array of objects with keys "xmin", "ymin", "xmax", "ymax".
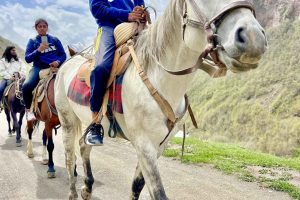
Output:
[
  {"xmin": 13, "ymin": 72, "xmax": 23, "ymax": 101},
  {"xmin": 160, "ymin": 0, "xmax": 256, "ymax": 77}
]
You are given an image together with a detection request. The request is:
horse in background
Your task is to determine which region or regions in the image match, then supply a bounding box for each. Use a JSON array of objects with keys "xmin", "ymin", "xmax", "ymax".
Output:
[
  {"xmin": 3, "ymin": 72, "xmax": 25, "ymax": 147},
  {"xmin": 55, "ymin": 0, "xmax": 267, "ymax": 199},
  {"xmin": 26, "ymin": 68, "xmax": 60, "ymax": 178}
]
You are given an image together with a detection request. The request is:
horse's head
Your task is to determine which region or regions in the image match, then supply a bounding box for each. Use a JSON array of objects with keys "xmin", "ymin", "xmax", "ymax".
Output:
[
  {"xmin": 183, "ymin": 0, "xmax": 267, "ymax": 73},
  {"xmin": 12, "ymin": 72, "xmax": 20, "ymax": 80}
]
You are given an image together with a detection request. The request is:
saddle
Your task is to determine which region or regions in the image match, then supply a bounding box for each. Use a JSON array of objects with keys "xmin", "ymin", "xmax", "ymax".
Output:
[
  {"xmin": 76, "ymin": 22, "xmax": 145, "ymax": 88},
  {"xmin": 30, "ymin": 68, "xmax": 58, "ymax": 116},
  {"xmin": 4, "ymin": 82, "xmax": 14, "ymax": 97}
]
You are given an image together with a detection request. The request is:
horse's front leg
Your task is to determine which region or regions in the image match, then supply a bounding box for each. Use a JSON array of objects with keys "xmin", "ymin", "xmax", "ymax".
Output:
[
  {"xmin": 11, "ymin": 110, "xmax": 21, "ymax": 146},
  {"xmin": 18, "ymin": 110, "xmax": 25, "ymax": 128},
  {"xmin": 45, "ymin": 126, "xmax": 56, "ymax": 178},
  {"xmin": 26, "ymin": 121, "xmax": 34, "ymax": 158},
  {"xmin": 133, "ymin": 136, "xmax": 168, "ymax": 200},
  {"xmin": 79, "ymin": 136, "xmax": 94, "ymax": 200},
  {"xmin": 4, "ymin": 107, "xmax": 12, "ymax": 136},
  {"xmin": 41, "ymin": 129, "xmax": 48, "ymax": 165},
  {"xmin": 130, "ymin": 163, "xmax": 145, "ymax": 200},
  {"xmin": 59, "ymin": 118, "xmax": 79, "ymax": 200},
  {"xmin": 18, "ymin": 110, "xmax": 25, "ymax": 139}
]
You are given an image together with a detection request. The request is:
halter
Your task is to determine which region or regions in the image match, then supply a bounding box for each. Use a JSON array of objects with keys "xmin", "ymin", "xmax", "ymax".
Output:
[{"xmin": 161, "ymin": 0, "xmax": 256, "ymax": 77}]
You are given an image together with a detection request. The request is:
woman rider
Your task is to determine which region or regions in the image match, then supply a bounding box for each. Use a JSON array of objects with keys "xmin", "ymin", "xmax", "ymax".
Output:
[
  {"xmin": 22, "ymin": 18, "xmax": 66, "ymax": 121},
  {"xmin": 0, "ymin": 46, "xmax": 27, "ymax": 111}
]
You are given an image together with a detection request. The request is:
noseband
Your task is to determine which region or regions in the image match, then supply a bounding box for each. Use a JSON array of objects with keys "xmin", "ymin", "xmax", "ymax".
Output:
[{"xmin": 161, "ymin": 0, "xmax": 256, "ymax": 77}]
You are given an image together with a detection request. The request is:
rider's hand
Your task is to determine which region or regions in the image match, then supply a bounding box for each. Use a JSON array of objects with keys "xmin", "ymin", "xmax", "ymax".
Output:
[
  {"xmin": 49, "ymin": 61, "xmax": 59, "ymax": 68},
  {"xmin": 132, "ymin": 6, "xmax": 147, "ymax": 23},
  {"xmin": 37, "ymin": 43, "xmax": 49, "ymax": 52},
  {"xmin": 128, "ymin": 12, "xmax": 144, "ymax": 22},
  {"xmin": 133, "ymin": 6, "xmax": 144, "ymax": 14}
]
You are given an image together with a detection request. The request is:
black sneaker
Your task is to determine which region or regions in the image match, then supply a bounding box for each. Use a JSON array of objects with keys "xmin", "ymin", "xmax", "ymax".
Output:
[{"xmin": 84, "ymin": 123, "xmax": 104, "ymax": 146}]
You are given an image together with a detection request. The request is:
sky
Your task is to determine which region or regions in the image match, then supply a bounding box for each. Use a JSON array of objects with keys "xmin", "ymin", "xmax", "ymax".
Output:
[{"xmin": 0, "ymin": 0, "xmax": 168, "ymax": 50}]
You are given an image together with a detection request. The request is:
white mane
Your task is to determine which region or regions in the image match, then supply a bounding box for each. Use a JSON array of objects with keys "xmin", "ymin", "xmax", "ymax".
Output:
[{"xmin": 136, "ymin": 0, "xmax": 185, "ymax": 68}]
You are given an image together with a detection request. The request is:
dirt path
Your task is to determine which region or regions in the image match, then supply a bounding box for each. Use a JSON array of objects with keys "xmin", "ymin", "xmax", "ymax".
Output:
[{"xmin": 0, "ymin": 114, "xmax": 291, "ymax": 200}]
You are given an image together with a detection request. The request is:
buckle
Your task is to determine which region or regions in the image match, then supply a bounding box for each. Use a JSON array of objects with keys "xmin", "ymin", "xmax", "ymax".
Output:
[{"xmin": 182, "ymin": 13, "xmax": 189, "ymax": 26}]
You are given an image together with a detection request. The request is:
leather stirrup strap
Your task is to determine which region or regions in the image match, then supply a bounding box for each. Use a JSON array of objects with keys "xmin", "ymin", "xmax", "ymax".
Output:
[{"xmin": 127, "ymin": 40, "xmax": 177, "ymax": 124}]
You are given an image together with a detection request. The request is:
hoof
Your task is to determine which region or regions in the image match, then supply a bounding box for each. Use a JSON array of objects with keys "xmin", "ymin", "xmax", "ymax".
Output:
[
  {"xmin": 27, "ymin": 153, "xmax": 34, "ymax": 158},
  {"xmin": 8, "ymin": 132, "xmax": 13, "ymax": 137},
  {"xmin": 69, "ymin": 191, "xmax": 78, "ymax": 200},
  {"xmin": 47, "ymin": 171, "xmax": 56, "ymax": 179},
  {"xmin": 81, "ymin": 186, "xmax": 92, "ymax": 200},
  {"xmin": 16, "ymin": 140, "xmax": 22, "ymax": 147},
  {"xmin": 41, "ymin": 159, "xmax": 48, "ymax": 165}
]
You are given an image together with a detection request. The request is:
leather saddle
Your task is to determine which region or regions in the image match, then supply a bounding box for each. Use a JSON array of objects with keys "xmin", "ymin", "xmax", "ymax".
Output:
[
  {"xmin": 4, "ymin": 82, "xmax": 14, "ymax": 97},
  {"xmin": 76, "ymin": 22, "xmax": 145, "ymax": 88},
  {"xmin": 30, "ymin": 68, "xmax": 58, "ymax": 114}
]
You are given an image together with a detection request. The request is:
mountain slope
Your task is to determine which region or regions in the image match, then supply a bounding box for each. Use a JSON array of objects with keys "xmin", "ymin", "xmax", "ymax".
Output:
[
  {"xmin": 254, "ymin": 0, "xmax": 300, "ymax": 27},
  {"xmin": 0, "ymin": 35, "xmax": 25, "ymax": 59}
]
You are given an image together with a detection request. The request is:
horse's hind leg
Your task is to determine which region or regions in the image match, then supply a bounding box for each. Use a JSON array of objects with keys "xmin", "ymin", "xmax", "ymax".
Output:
[
  {"xmin": 79, "ymin": 137, "xmax": 94, "ymax": 200},
  {"xmin": 41, "ymin": 129, "xmax": 48, "ymax": 165},
  {"xmin": 130, "ymin": 163, "xmax": 145, "ymax": 200},
  {"xmin": 26, "ymin": 121, "xmax": 34, "ymax": 158},
  {"xmin": 134, "ymin": 138, "xmax": 168, "ymax": 200},
  {"xmin": 4, "ymin": 108, "xmax": 12, "ymax": 136}
]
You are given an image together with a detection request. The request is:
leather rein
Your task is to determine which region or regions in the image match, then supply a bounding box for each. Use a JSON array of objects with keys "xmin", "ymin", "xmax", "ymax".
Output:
[{"xmin": 160, "ymin": 0, "xmax": 256, "ymax": 78}]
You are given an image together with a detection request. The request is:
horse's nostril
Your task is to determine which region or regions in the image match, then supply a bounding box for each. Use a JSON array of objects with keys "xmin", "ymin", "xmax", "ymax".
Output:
[{"xmin": 236, "ymin": 27, "xmax": 246, "ymax": 44}]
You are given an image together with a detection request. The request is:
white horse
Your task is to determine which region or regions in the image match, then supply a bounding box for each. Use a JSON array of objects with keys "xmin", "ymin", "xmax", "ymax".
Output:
[{"xmin": 55, "ymin": 0, "xmax": 267, "ymax": 199}]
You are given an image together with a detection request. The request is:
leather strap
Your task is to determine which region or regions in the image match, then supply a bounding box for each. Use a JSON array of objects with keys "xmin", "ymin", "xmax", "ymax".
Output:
[
  {"xmin": 208, "ymin": 0, "xmax": 255, "ymax": 25},
  {"xmin": 166, "ymin": 0, "xmax": 255, "ymax": 77},
  {"xmin": 127, "ymin": 40, "xmax": 177, "ymax": 126}
]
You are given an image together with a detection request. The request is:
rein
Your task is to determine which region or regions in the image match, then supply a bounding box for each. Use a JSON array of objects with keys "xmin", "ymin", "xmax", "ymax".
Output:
[
  {"xmin": 160, "ymin": 0, "xmax": 256, "ymax": 78},
  {"xmin": 15, "ymin": 78, "xmax": 23, "ymax": 101}
]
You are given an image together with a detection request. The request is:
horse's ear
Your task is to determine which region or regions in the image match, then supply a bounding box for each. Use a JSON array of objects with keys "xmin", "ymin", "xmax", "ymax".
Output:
[{"xmin": 68, "ymin": 46, "xmax": 76, "ymax": 57}]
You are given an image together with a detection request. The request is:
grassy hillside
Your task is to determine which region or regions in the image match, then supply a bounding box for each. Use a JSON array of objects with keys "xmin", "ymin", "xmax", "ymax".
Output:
[{"xmin": 188, "ymin": 19, "xmax": 300, "ymax": 156}]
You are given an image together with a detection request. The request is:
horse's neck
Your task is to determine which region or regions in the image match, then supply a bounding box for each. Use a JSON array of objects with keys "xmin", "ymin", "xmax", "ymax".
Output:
[{"xmin": 144, "ymin": 18, "xmax": 201, "ymax": 110}]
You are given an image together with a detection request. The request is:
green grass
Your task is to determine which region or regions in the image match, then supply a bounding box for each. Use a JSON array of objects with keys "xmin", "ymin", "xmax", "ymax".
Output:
[
  {"xmin": 269, "ymin": 181, "xmax": 300, "ymax": 199},
  {"xmin": 164, "ymin": 137, "xmax": 300, "ymax": 199}
]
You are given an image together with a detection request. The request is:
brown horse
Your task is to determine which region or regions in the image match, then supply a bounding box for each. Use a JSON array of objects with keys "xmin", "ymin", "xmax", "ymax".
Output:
[
  {"xmin": 3, "ymin": 72, "xmax": 25, "ymax": 147},
  {"xmin": 26, "ymin": 68, "xmax": 61, "ymax": 178}
]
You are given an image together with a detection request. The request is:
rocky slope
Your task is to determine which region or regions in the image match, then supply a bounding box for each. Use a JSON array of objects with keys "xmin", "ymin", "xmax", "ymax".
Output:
[{"xmin": 254, "ymin": 0, "xmax": 300, "ymax": 27}]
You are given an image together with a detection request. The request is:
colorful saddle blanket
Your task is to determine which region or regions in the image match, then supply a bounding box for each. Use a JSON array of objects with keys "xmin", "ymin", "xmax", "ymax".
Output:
[{"xmin": 67, "ymin": 74, "xmax": 125, "ymax": 113}]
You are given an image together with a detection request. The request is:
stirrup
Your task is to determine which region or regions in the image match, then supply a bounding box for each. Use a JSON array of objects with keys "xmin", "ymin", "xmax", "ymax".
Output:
[{"xmin": 84, "ymin": 123, "xmax": 104, "ymax": 146}]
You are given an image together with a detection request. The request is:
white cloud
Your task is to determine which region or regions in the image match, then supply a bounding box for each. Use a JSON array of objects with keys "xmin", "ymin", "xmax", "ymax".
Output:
[
  {"xmin": 0, "ymin": 0, "xmax": 168, "ymax": 51},
  {"xmin": 55, "ymin": 0, "xmax": 88, "ymax": 9},
  {"xmin": 0, "ymin": 2, "xmax": 96, "ymax": 50}
]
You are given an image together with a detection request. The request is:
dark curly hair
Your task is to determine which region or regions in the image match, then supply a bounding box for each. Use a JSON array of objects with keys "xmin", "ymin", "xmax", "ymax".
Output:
[{"xmin": 2, "ymin": 46, "xmax": 18, "ymax": 62}]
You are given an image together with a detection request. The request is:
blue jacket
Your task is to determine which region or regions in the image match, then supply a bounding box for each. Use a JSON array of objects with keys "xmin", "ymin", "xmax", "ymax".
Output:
[
  {"xmin": 25, "ymin": 34, "xmax": 66, "ymax": 68},
  {"xmin": 89, "ymin": 0, "xmax": 145, "ymax": 28}
]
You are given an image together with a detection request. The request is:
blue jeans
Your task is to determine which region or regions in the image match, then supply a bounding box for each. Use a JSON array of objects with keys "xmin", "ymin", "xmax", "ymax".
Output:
[
  {"xmin": 90, "ymin": 27, "xmax": 116, "ymax": 112},
  {"xmin": 22, "ymin": 67, "xmax": 43, "ymax": 109},
  {"xmin": 0, "ymin": 79, "xmax": 9, "ymax": 102}
]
